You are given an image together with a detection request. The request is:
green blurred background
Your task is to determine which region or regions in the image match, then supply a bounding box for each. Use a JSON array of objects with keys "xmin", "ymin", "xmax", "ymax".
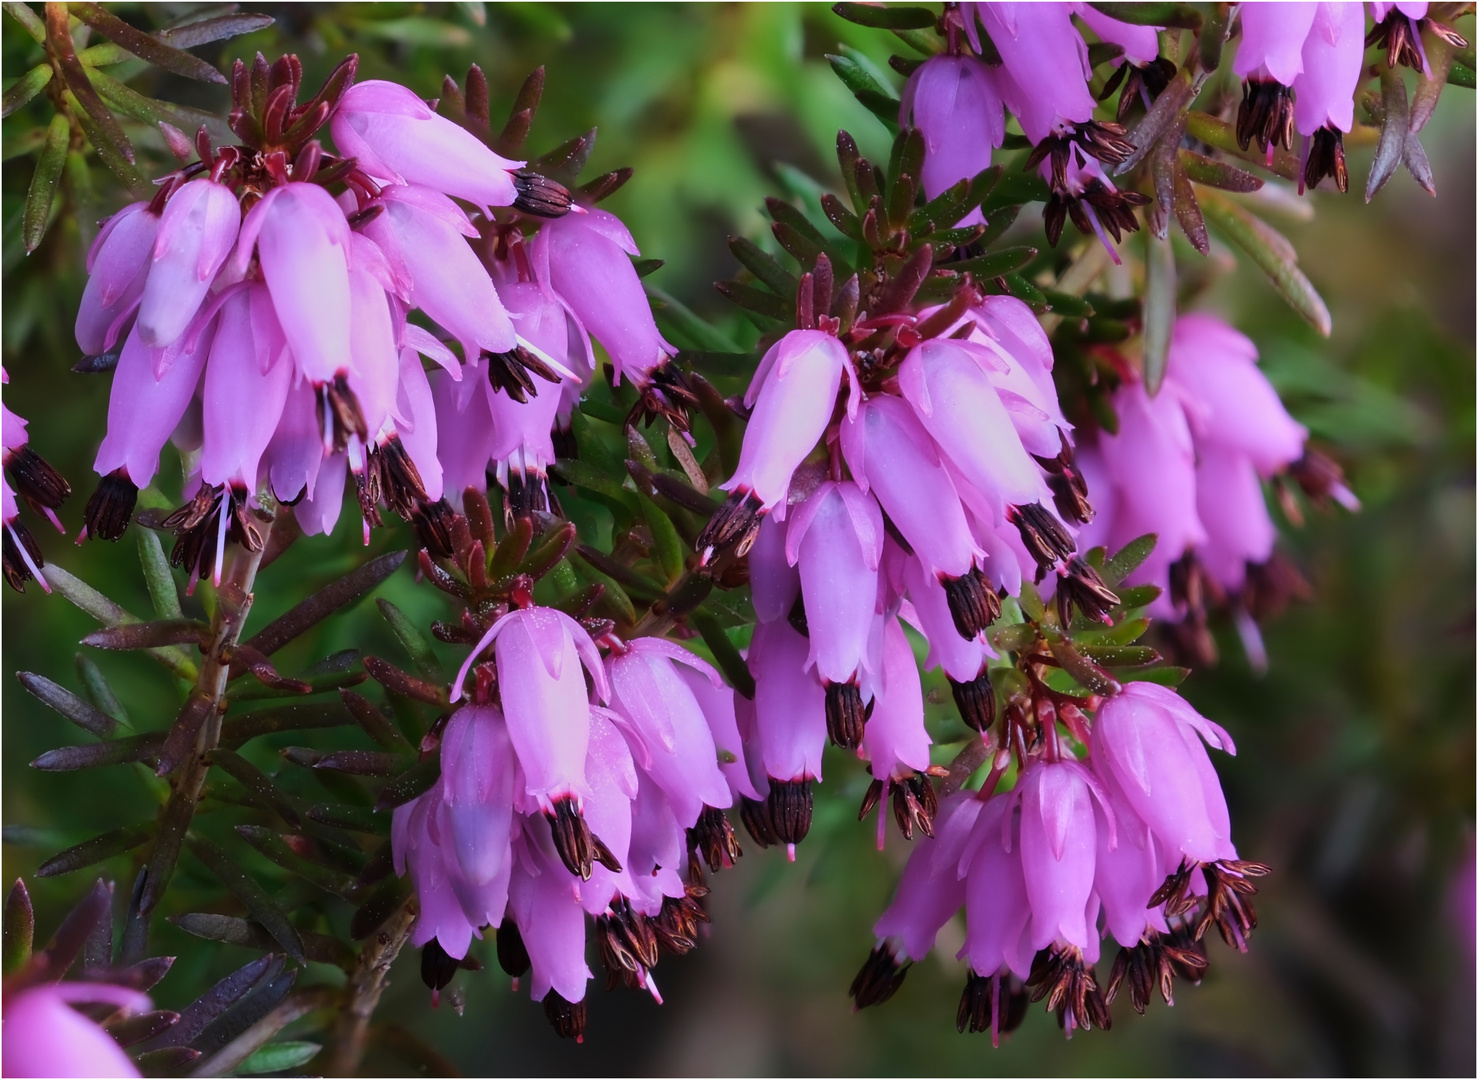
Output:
[{"xmin": 3, "ymin": 4, "xmax": 1473, "ymax": 1075}]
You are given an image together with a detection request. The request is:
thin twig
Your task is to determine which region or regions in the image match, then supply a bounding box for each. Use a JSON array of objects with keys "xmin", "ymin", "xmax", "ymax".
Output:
[{"xmin": 322, "ymin": 897, "xmax": 417, "ymax": 1077}]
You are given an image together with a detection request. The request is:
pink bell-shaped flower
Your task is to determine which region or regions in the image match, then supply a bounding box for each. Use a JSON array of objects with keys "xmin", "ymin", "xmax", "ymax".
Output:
[
  {"xmin": 136, "ymin": 178, "xmax": 240, "ymax": 349},
  {"xmin": 75, "ymin": 201, "xmax": 158, "ymax": 356},
  {"xmin": 900, "ymin": 54, "xmax": 1004, "ymax": 226},
  {"xmin": 331, "ymin": 79, "xmax": 522, "ymax": 213},
  {"xmin": 960, "ymin": 791, "xmax": 1036, "ymax": 980},
  {"xmin": 724, "ymin": 330, "xmax": 848, "ymax": 513},
  {"xmin": 439, "ymin": 704, "xmax": 518, "ymax": 887},
  {"xmin": 198, "ymin": 284, "xmax": 291, "ymax": 492},
  {"xmin": 1017, "ymin": 758, "xmax": 1111, "ymax": 955},
  {"xmin": 1, "ymin": 980, "xmax": 151, "ymax": 1078},
  {"xmin": 964, "ymin": 2, "xmax": 1096, "ymax": 144},
  {"xmin": 531, "ymin": 208, "xmax": 672, "ymax": 387},
  {"xmin": 748, "ymin": 616, "xmax": 828, "ymax": 785},
  {"xmin": 1091, "ymin": 682, "xmax": 1238, "ymax": 866},
  {"xmin": 237, "ymin": 181, "xmax": 353, "ymax": 387}
]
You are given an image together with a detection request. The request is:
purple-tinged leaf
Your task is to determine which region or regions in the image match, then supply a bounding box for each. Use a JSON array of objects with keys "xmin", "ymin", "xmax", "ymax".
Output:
[
  {"xmin": 37, "ymin": 823, "xmax": 152, "ymax": 878},
  {"xmin": 146, "ymin": 954, "xmax": 278, "ymax": 1049},
  {"xmin": 112, "ymin": 955, "xmax": 175, "ymax": 991},
  {"xmin": 155, "ymin": 692, "xmax": 215, "ymax": 777},
  {"xmin": 157, "ymin": 11, "xmax": 274, "ymax": 49},
  {"xmin": 1184, "ymin": 110, "xmax": 1299, "ymax": 182},
  {"xmin": 31, "ymin": 734, "xmax": 161, "ymax": 771},
  {"xmin": 1119, "ymin": 70, "xmax": 1194, "ymax": 173},
  {"xmin": 364, "ymin": 657, "xmax": 445, "ymax": 706},
  {"xmin": 107, "ymin": 1009, "xmax": 180, "ymax": 1047},
  {"xmin": 1049, "ymin": 639, "xmax": 1122, "ymax": 696},
  {"xmin": 1199, "ymin": 190, "xmax": 1331, "ymax": 336},
  {"xmin": 3, "ymin": 879, "xmax": 33, "ymax": 975},
  {"xmin": 135, "ymin": 1047, "xmax": 201, "ymax": 1070},
  {"xmin": 33, "ymin": 878, "xmax": 110, "ymax": 981},
  {"xmin": 207, "ymin": 750, "xmax": 304, "ymax": 828},
  {"xmin": 18, "ymin": 672, "xmax": 118, "ymax": 738},
  {"xmin": 83, "ymin": 618, "xmax": 208, "ymax": 651},
  {"xmin": 240, "ymin": 550, "xmax": 406, "ymax": 658},
  {"xmin": 186, "ymin": 838, "xmax": 305, "ymax": 962},
  {"xmin": 1141, "ymin": 230, "xmax": 1176, "ymax": 396},
  {"xmin": 340, "ymin": 690, "xmax": 409, "ymax": 750},
  {"xmin": 1178, "ymin": 149, "xmax": 1262, "ymax": 193},
  {"xmin": 169, "ymin": 913, "xmax": 352, "ymax": 967},
  {"xmin": 219, "ymin": 702, "xmax": 356, "ymax": 747},
  {"xmin": 1366, "ymin": 65, "xmax": 1410, "ymax": 203},
  {"xmin": 45, "ymin": 3, "xmax": 133, "ymax": 164},
  {"xmin": 71, "ymin": 3, "xmax": 226, "ymax": 83}
]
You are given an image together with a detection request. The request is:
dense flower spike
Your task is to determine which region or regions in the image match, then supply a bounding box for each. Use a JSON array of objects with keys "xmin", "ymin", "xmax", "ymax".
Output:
[{"xmin": 69, "ymin": 55, "xmax": 646, "ymax": 576}]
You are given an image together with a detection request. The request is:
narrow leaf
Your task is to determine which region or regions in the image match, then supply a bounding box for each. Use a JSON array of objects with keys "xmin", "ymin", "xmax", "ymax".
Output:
[
  {"xmin": 136, "ymin": 529, "xmax": 182, "ymax": 619},
  {"xmin": 1121, "ymin": 665, "xmax": 1190, "ymax": 686},
  {"xmin": 1367, "ymin": 65, "xmax": 1410, "ymax": 202},
  {"xmin": 44, "ymin": 567, "xmax": 196, "ymax": 679},
  {"xmin": 306, "ymin": 803, "xmax": 389, "ymax": 835},
  {"xmin": 71, "ymin": 4, "xmax": 227, "ymax": 83},
  {"xmin": 1049, "ymin": 639, "xmax": 1122, "ymax": 695},
  {"xmin": 1183, "ymin": 111, "xmax": 1299, "ymax": 182},
  {"xmin": 158, "ymin": 12, "xmax": 274, "ymax": 49},
  {"xmin": 46, "ymin": 4, "xmax": 132, "ymax": 165},
  {"xmin": 727, "ymin": 235, "xmax": 798, "ymax": 297},
  {"xmin": 187, "ymin": 837, "xmax": 305, "ymax": 962},
  {"xmin": 1119, "ymin": 71, "xmax": 1194, "ymax": 173},
  {"xmin": 1086, "ymin": 2, "xmax": 1201, "ymax": 28},
  {"xmin": 1141, "ymin": 230, "xmax": 1175, "ymax": 395},
  {"xmin": 207, "ymin": 749, "xmax": 303, "ymax": 828},
  {"xmin": 832, "ymin": 2, "xmax": 935, "ymax": 29},
  {"xmin": 1178, "ymin": 149, "xmax": 1263, "ymax": 192},
  {"xmin": 238, "ymin": 1041, "xmax": 321, "ymax": 1074},
  {"xmin": 37, "ymin": 823, "xmax": 152, "ymax": 877},
  {"xmin": 638, "ymin": 493, "xmax": 685, "ymax": 584},
  {"xmin": 23, "ymin": 112, "xmax": 68, "ymax": 253},
  {"xmin": 3, "ymin": 880, "xmax": 33, "ymax": 975},
  {"xmin": 82, "ymin": 618, "xmax": 207, "ymax": 651},
  {"xmin": 376, "ymin": 599, "xmax": 446, "ymax": 682},
  {"xmin": 241, "ymin": 550, "xmax": 406, "ymax": 657},
  {"xmin": 107, "ymin": 1010, "xmax": 180, "ymax": 1048},
  {"xmin": 1078, "ymin": 644, "xmax": 1161, "ymax": 666},
  {"xmin": 1198, "ymin": 190, "xmax": 1331, "ymax": 336},
  {"xmin": 340, "ymin": 690, "xmax": 410, "ymax": 750},
  {"xmin": 169, "ymin": 914, "xmax": 352, "ymax": 967},
  {"xmin": 151, "ymin": 955, "xmax": 277, "ymax": 1048},
  {"xmin": 18, "ymin": 672, "xmax": 117, "ymax": 737},
  {"xmin": 37, "ymin": 878, "xmax": 109, "ymax": 978},
  {"xmin": 2, "ymin": 63, "xmax": 51, "ymax": 117},
  {"xmin": 1102, "ymin": 533, "xmax": 1158, "ymax": 586},
  {"xmin": 220, "ymin": 702, "xmax": 355, "ymax": 745},
  {"xmin": 1199, "ymin": 1, "xmax": 1231, "ymax": 72},
  {"xmin": 154, "ymin": 692, "xmax": 215, "ymax": 777},
  {"xmin": 30, "ymin": 734, "xmax": 161, "ymax": 771},
  {"xmin": 4, "ymin": 1, "xmax": 45, "ymax": 42},
  {"xmin": 948, "ymin": 245, "xmax": 1037, "ymax": 279},
  {"xmin": 365, "ymin": 656, "xmax": 445, "ymax": 706}
]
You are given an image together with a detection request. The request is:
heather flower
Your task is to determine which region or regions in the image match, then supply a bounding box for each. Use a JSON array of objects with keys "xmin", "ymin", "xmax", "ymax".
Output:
[
  {"xmin": 785, "ymin": 479, "xmax": 883, "ymax": 748},
  {"xmin": 88, "ymin": 317, "xmax": 218, "ymax": 540},
  {"xmin": 452, "ymin": 606, "xmax": 610, "ymax": 827},
  {"xmin": 860, "ymin": 617, "xmax": 934, "ymax": 844},
  {"xmin": 1293, "ymin": 2, "xmax": 1367, "ymax": 192},
  {"xmin": 747, "ymin": 616, "xmax": 828, "ymax": 847},
  {"xmin": 198, "ymin": 284, "xmax": 292, "ymax": 494},
  {"xmin": 1234, "ymin": 3, "xmax": 1319, "ymax": 159},
  {"xmin": 606, "ymin": 638, "xmax": 733, "ymax": 828},
  {"xmin": 1, "ymin": 980, "xmax": 151, "ymax": 1078},
  {"xmin": 900, "ymin": 54, "xmax": 1004, "ymax": 225},
  {"xmin": 873, "ymin": 793, "xmax": 984, "ymax": 965},
  {"xmin": 135, "ymin": 177, "xmax": 240, "ymax": 349},
  {"xmin": 959, "ymin": 793, "xmax": 1035, "ymax": 982},
  {"xmin": 1091, "ymin": 681, "xmax": 1238, "ymax": 867},
  {"xmin": 74, "ymin": 201, "xmax": 158, "ymax": 356},
  {"xmin": 1017, "ymin": 758, "xmax": 1111, "ymax": 956},
  {"xmin": 964, "ymin": 2, "xmax": 1096, "ymax": 145},
  {"xmin": 365, "ymin": 185, "xmax": 517, "ymax": 365},
  {"xmin": 331, "ymin": 79, "xmax": 523, "ymax": 212},
  {"xmin": 531, "ymin": 207, "xmax": 673, "ymax": 389},
  {"xmin": 2, "ymin": 373, "xmax": 69, "ymax": 593}
]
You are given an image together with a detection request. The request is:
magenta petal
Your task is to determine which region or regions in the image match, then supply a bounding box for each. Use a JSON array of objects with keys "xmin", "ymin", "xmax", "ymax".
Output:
[
  {"xmin": 749, "ymin": 617, "xmax": 828, "ymax": 782},
  {"xmin": 1294, "ymin": 2, "xmax": 1365, "ymax": 134},
  {"xmin": 725, "ymin": 330, "xmax": 846, "ymax": 511},
  {"xmin": 902, "ymin": 54, "xmax": 1003, "ymax": 216},
  {"xmin": 787, "ymin": 480, "xmax": 883, "ymax": 684},
  {"xmin": 332, "ymin": 80, "xmax": 522, "ymax": 212},
  {"xmin": 1234, "ymin": 1, "xmax": 1319, "ymax": 83},
  {"xmin": 264, "ymin": 380, "xmax": 326, "ymax": 503},
  {"xmin": 199, "ymin": 284, "xmax": 291, "ymax": 489},
  {"xmin": 748, "ymin": 512, "xmax": 799, "ymax": 623},
  {"xmin": 76, "ymin": 202, "xmax": 158, "ymax": 355},
  {"xmin": 510, "ymin": 840, "xmax": 592, "ymax": 1003},
  {"xmin": 2, "ymin": 983, "xmax": 146, "ymax": 1079},
  {"xmin": 137, "ymin": 179, "xmax": 239, "ymax": 349},
  {"xmin": 961, "ymin": 793, "xmax": 1035, "ymax": 978},
  {"xmin": 94, "ymin": 319, "xmax": 215, "ymax": 491},
  {"xmin": 875, "ymin": 793, "xmax": 983, "ymax": 961},
  {"xmin": 1018, "ymin": 759, "xmax": 1099, "ymax": 951},
  {"xmin": 862, "ymin": 617, "xmax": 932, "ymax": 782}
]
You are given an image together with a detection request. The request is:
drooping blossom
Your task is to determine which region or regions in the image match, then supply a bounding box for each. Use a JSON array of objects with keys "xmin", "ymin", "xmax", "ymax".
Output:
[
  {"xmin": 900, "ymin": 55, "xmax": 1004, "ymax": 226},
  {"xmin": 2, "ymin": 371, "xmax": 69, "ymax": 593},
  {"xmin": 1, "ymin": 980, "xmax": 151, "ymax": 1078}
]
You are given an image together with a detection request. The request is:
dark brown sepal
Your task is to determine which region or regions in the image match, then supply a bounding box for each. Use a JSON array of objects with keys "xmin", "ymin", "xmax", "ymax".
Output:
[
  {"xmin": 824, "ymin": 681, "xmax": 866, "ymax": 749},
  {"xmin": 739, "ymin": 795, "xmax": 780, "ymax": 849},
  {"xmin": 695, "ymin": 490, "xmax": 763, "ymax": 566},
  {"xmin": 2, "ymin": 519, "xmax": 43, "ymax": 592},
  {"xmin": 1008, "ymin": 502, "xmax": 1075, "ymax": 576},
  {"xmin": 1027, "ymin": 944, "xmax": 1112, "ymax": 1033},
  {"xmin": 323, "ymin": 374, "xmax": 367, "ymax": 453},
  {"xmin": 765, "ymin": 778, "xmax": 813, "ymax": 846},
  {"xmin": 512, "ymin": 169, "xmax": 574, "ymax": 218},
  {"xmin": 547, "ymin": 797, "xmax": 594, "ymax": 880},
  {"xmin": 689, "ymin": 805, "xmax": 741, "ymax": 873},
  {"xmin": 420, "ymin": 938, "xmax": 460, "ymax": 992},
  {"xmin": 1055, "ymin": 556, "xmax": 1120, "ymax": 626},
  {"xmin": 496, "ymin": 920, "xmax": 531, "ymax": 979},
  {"xmin": 1303, "ymin": 126, "xmax": 1348, "ymax": 194},
  {"xmin": 941, "ymin": 566, "xmax": 1002, "ymax": 639},
  {"xmin": 1236, "ymin": 79, "xmax": 1295, "ymax": 154},
  {"xmin": 849, "ymin": 943, "xmax": 909, "ymax": 1010},
  {"xmin": 950, "ymin": 667, "xmax": 996, "ymax": 733},
  {"xmin": 5, "ymin": 445, "xmax": 70, "ymax": 511},
  {"xmin": 83, "ymin": 469, "xmax": 138, "ymax": 542},
  {"xmin": 890, "ymin": 773, "xmax": 938, "ymax": 841},
  {"xmin": 542, "ymin": 990, "xmax": 587, "ymax": 1040},
  {"xmin": 957, "ymin": 969, "xmax": 1030, "ymax": 1045},
  {"xmin": 411, "ymin": 498, "xmax": 459, "ymax": 559}
]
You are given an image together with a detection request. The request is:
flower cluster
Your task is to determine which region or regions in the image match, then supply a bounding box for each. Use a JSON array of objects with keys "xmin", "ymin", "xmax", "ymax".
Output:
[
  {"xmin": 72, "ymin": 56, "xmax": 673, "ymax": 586},
  {"xmin": 392, "ymin": 603, "xmax": 752, "ymax": 1038},
  {"xmin": 1075, "ymin": 313, "xmax": 1356, "ymax": 667},
  {"xmin": 2, "ymin": 370, "xmax": 70, "ymax": 593},
  {"xmin": 903, "ymin": 3, "xmax": 1157, "ymax": 256},
  {"xmin": 856, "ymin": 682, "xmax": 1267, "ymax": 1040},
  {"xmin": 697, "ymin": 277, "xmax": 1124, "ymax": 850}
]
